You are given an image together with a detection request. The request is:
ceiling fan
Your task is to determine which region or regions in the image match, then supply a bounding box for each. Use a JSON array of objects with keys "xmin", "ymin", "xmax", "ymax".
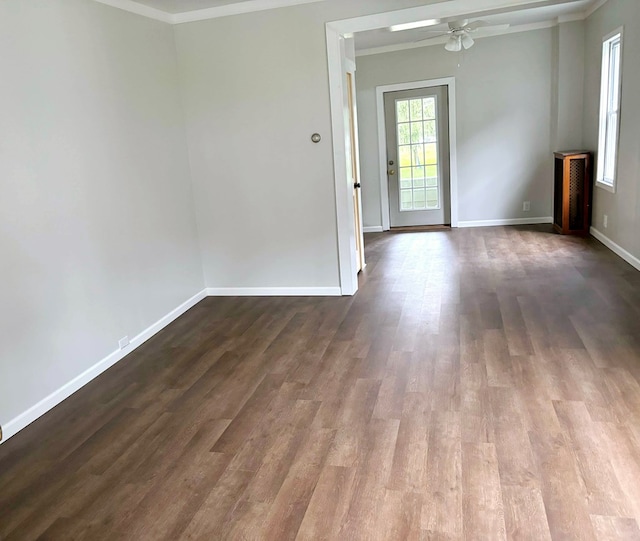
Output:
[{"xmin": 416, "ymin": 19, "xmax": 510, "ymax": 52}]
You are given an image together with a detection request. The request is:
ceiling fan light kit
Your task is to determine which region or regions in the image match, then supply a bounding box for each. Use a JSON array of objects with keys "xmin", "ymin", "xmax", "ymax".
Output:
[
  {"xmin": 445, "ymin": 36, "xmax": 462, "ymax": 52},
  {"xmin": 408, "ymin": 18, "xmax": 508, "ymax": 52},
  {"xmin": 461, "ymin": 34, "xmax": 475, "ymax": 49},
  {"xmin": 444, "ymin": 34, "xmax": 475, "ymax": 52}
]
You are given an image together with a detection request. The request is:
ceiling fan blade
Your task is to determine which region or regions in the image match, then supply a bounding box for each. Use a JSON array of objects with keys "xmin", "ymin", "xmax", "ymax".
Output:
[
  {"xmin": 464, "ymin": 20, "xmax": 490, "ymax": 31},
  {"xmin": 467, "ymin": 23, "xmax": 510, "ymax": 33},
  {"xmin": 465, "ymin": 21, "xmax": 491, "ymax": 32},
  {"xmin": 415, "ymin": 33, "xmax": 449, "ymax": 43}
]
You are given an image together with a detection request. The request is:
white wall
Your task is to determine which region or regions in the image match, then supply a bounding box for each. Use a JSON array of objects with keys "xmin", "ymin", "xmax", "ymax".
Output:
[
  {"xmin": 583, "ymin": 0, "xmax": 640, "ymax": 255},
  {"xmin": 355, "ymin": 29, "xmax": 555, "ymax": 228},
  {"xmin": 0, "ymin": 0, "xmax": 204, "ymax": 429},
  {"xmin": 173, "ymin": 0, "xmax": 438, "ymax": 289}
]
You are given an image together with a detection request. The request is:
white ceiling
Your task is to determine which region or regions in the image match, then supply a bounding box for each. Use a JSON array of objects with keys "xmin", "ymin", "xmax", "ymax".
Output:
[
  {"xmin": 131, "ymin": 0, "xmax": 258, "ymax": 14},
  {"xmin": 118, "ymin": 0, "xmax": 323, "ymax": 15},
  {"xmin": 354, "ymin": 0, "xmax": 595, "ymax": 53}
]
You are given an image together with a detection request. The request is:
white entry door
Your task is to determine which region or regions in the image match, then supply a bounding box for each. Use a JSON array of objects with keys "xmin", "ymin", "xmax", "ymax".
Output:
[{"xmin": 384, "ymin": 86, "xmax": 451, "ymax": 227}]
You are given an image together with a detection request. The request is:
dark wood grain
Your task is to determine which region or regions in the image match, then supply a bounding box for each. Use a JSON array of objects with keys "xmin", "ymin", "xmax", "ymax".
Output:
[{"xmin": 3, "ymin": 225, "xmax": 640, "ymax": 540}]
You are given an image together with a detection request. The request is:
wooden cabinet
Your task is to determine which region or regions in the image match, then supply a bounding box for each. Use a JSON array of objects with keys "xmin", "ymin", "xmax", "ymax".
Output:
[{"xmin": 553, "ymin": 151, "xmax": 592, "ymax": 236}]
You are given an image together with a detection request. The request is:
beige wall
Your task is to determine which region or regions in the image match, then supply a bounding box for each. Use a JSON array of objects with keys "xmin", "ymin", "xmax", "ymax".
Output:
[
  {"xmin": 3, "ymin": 0, "xmax": 638, "ymax": 438},
  {"xmin": 556, "ymin": 21, "xmax": 586, "ymax": 151},
  {"xmin": 584, "ymin": 0, "xmax": 640, "ymax": 254},
  {"xmin": 0, "ymin": 0, "xmax": 204, "ymax": 426},
  {"xmin": 355, "ymin": 29, "xmax": 555, "ymax": 228}
]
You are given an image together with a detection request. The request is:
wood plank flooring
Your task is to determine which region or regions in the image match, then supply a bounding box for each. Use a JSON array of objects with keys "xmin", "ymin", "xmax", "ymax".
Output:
[{"xmin": 3, "ymin": 225, "xmax": 640, "ymax": 540}]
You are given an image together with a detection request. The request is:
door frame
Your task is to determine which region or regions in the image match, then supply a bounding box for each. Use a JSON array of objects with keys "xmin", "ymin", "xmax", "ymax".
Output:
[
  {"xmin": 377, "ymin": 78, "xmax": 459, "ymax": 231},
  {"xmin": 326, "ymin": 0, "xmax": 549, "ymax": 295}
]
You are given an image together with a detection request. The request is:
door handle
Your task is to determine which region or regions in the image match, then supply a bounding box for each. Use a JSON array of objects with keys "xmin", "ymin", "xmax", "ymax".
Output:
[
  {"xmin": 354, "ymin": 183, "xmax": 361, "ymax": 189},
  {"xmin": 388, "ymin": 170, "xmax": 396, "ymax": 176}
]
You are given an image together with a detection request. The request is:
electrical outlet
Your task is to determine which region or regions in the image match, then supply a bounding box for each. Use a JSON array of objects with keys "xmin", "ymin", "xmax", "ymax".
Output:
[
  {"xmin": 523, "ymin": 201, "xmax": 531, "ymax": 212},
  {"xmin": 119, "ymin": 336, "xmax": 130, "ymax": 350},
  {"xmin": 603, "ymin": 214, "xmax": 608, "ymax": 228}
]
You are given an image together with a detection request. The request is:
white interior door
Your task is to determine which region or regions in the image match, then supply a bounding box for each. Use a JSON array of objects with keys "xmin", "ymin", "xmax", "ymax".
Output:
[
  {"xmin": 384, "ymin": 86, "xmax": 451, "ymax": 227},
  {"xmin": 346, "ymin": 70, "xmax": 365, "ymax": 272}
]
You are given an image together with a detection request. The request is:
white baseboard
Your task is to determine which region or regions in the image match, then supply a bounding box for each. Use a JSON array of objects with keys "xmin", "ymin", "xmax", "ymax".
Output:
[
  {"xmin": 363, "ymin": 226, "xmax": 384, "ymax": 233},
  {"xmin": 1, "ymin": 283, "xmax": 347, "ymax": 443},
  {"xmin": 206, "ymin": 287, "xmax": 341, "ymax": 297},
  {"xmin": 1, "ymin": 289, "xmax": 207, "ymax": 443},
  {"xmin": 457, "ymin": 217, "xmax": 553, "ymax": 228},
  {"xmin": 590, "ymin": 227, "xmax": 640, "ymax": 272}
]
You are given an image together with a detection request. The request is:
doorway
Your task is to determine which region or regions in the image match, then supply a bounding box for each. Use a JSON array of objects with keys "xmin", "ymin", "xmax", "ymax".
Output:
[
  {"xmin": 375, "ymin": 78, "xmax": 458, "ymax": 232},
  {"xmin": 327, "ymin": 5, "xmax": 471, "ymax": 295},
  {"xmin": 384, "ymin": 86, "xmax": 451, "ymax": 227}
]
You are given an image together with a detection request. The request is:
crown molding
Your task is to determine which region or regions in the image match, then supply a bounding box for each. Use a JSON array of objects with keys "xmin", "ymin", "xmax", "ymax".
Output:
[
  {"xmin": 356, "ymin": 20, "xmax": 557, "ymax": 58},
  {"xmin": 557, "ymin": 13, "xmax": 585, "ymax": 23},
  {"xmin": 544, "ymin": 0, "xmax": 612, "ymax": 24},
  {"xmin": 92, "ymin": 0, "xmax": 325, "ymax": 24},
  {"xmin": 93, "ymin": 0, "xmax": 607, "ymax": 26},
  {"xmin": 585, "ymin": 0, "xmax": 611, "ymax": 18},
  {"xmin": 172, "ymin": 0, "xmax": 324, "ymax": 24},
  {"xmin": 92, "ymin": 0, "xmax": 174, "ymax": 23}
]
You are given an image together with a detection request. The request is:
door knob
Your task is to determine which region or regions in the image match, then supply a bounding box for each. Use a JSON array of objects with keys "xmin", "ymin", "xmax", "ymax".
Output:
[{"xmin": 388, "ymin": 169, "xmax": 396, "ymax": 176}]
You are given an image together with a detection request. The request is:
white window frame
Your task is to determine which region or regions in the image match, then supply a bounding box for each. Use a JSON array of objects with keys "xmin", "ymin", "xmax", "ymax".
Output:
[{"xmin": 596, "ymin": 27, "xmax": 624, "ymax": 193}]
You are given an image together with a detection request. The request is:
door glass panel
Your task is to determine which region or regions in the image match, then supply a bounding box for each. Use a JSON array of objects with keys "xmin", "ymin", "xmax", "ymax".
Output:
[
  {"xmin": 423, "ymin": 98, "xmax": 436, "ymax": 119},
  {"xmin": 398, "ymin": 123, "xmax": 411, "ymax": 145},
  {"xmin": 424, "ymin": 121, "xmax": 437, "ymax": 142},
  {"xmin": 400, "ymin": 167, "xmax": 412, "ymax": 189},
  {"xmin": 412, "ymin": 166, "xmax": 425, "ymax": 182},
  {"xmin": 401, "ymin": 190, "xmax": 413, "ymax": 211},
  {"xmin": 399, "ymin": 146, "xmax": 412, "ymax": 167},
  {"xmin": 396, "ymin": 96, "xmax": 441, "ymax": 212},
  {"xmin": 410, "ymin": 123, "xmax": 423, "ymax": 144},
  {"xmin": 425, "ymin": 143, "xmax": 438, "ymax": 165},
  {"xmin": 397, "ymin": 100, "xmax": 410, "ymax": 122},
  {"xmin": 411, "ymin": 146, "xmax": 424, "ymax": 166},
  {"xmin": 413, "ymin": 189, "xmax": 426, "ymax": 209},
  {"xmin": 426, "ymin": 188, "xmax": 439, "ymax": 209},
  {"xmin": 410, "ymin": 99, "xmax": 423, "ymax": 121}
]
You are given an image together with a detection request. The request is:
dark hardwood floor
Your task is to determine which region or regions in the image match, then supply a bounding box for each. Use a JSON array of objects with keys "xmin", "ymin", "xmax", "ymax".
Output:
[{"xmin": 3, "ymin": 225, "xmax": 640, "ymax": 540}]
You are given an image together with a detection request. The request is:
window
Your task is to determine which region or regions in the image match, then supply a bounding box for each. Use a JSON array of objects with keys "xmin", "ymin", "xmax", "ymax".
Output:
[{"xmin": 596, "ymin": 28, "xmax": 623, "ymax": 192}]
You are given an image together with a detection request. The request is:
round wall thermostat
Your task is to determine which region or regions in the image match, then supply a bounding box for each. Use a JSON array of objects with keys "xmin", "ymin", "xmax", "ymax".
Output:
[{"xmin": 311, "ymin": 133, "xmax": 321, "ymax": 143}]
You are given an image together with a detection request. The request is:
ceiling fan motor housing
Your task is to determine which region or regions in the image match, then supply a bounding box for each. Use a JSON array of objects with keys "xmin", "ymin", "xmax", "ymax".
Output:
[{"xmin": 449, "ymin": 19, "xmax": 469, "ymax": 31}]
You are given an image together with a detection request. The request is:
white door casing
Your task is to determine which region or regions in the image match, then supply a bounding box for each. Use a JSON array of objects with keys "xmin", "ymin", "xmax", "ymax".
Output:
[{"xmin": 378, "ymin": 79, "xmax": 458, "ymax": 231}]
